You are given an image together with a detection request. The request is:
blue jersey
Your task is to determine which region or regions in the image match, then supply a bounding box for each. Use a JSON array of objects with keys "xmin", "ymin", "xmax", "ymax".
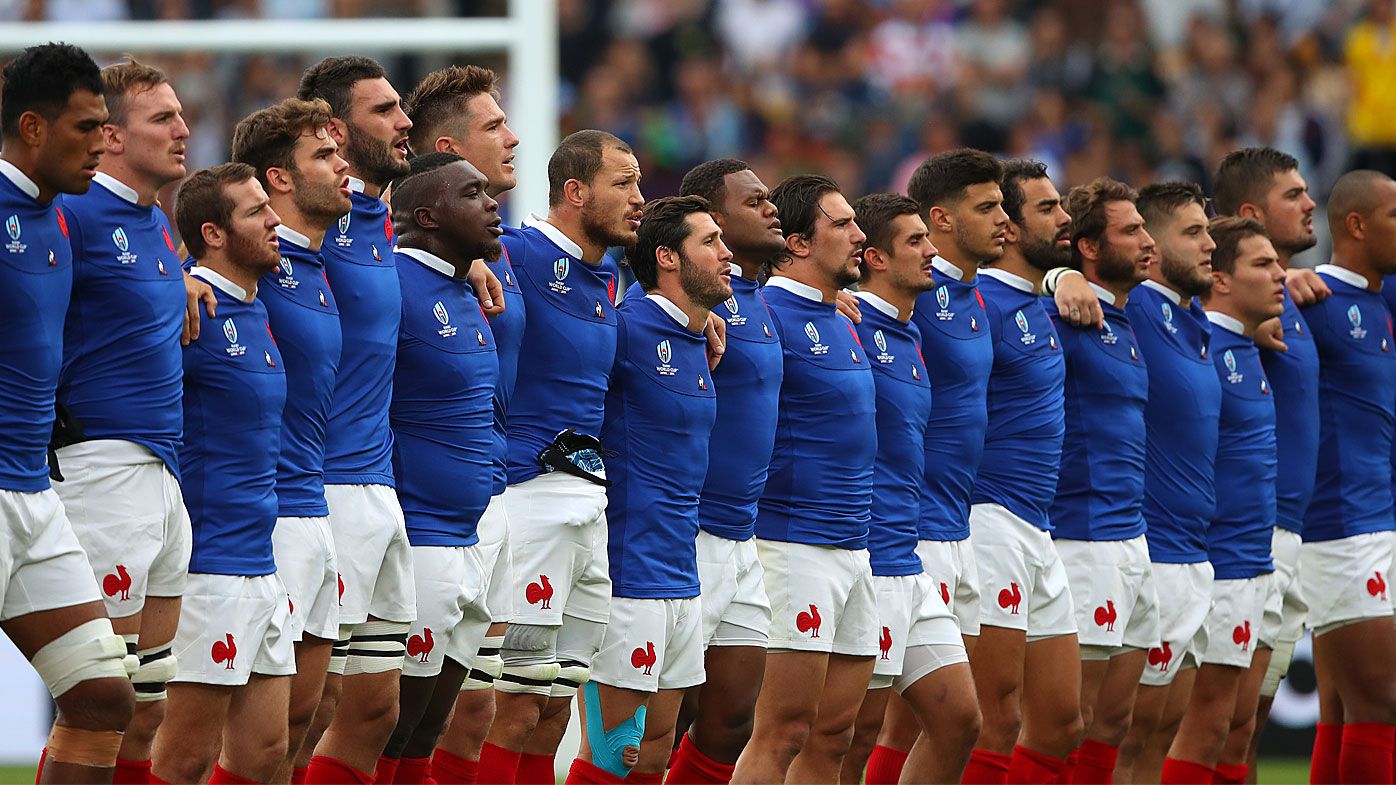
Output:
[
  {"xmin": 756, "ymin": 277, "xmax": 877, "ymax": 549},
  {"xmin": 1384, "ymin": 275, "xmax": 1396, "ymax": 519},
  {"xmin": 181, "ymin": 270, "xmax": 286, "ymax": 575},
  {"xmin": 58, "ymin": 174, "xmax": 185, "ymax": 477},
  {"xmin": 855, "ymin": 295, "xmax": 931, "ymax": 576},
  {"xmin": 1207, "ymin": 314, "xmax": 1277, "ymax": 579},
  {"xmin": 502, "ymin": 219, "xmax": 617, "ymax": 484},
  {"xmin": 910, "ymin": 262, "xmax": 993, "ymax": 541},
  {"xmin": 1127, "ymin": 282, "xmax": 1220, "ymax": 564},
  {"xmin": 1048, "ymin": 294, "xmax": 1149, "ymax": 541},
  {"xmin": 320, "ymin": 188, "xmax": 398, "ymax": 487},
  {"xmin": 258, "ymin": 227, "xmax": 342, "ymax": 518},
  {"xmin": 390, "ymin": 251, "xmax": 498, "ymax": 546},
  {"xmin": 0, "ymin": 161, "xmax": 73, "ymax": 492},
  {"xmin": 973, "ymin": 269, "xmax": 1065, "ymax": 531},
  {"xmin": 1260, "ymin": 291, "xmax": 1320, "ymax": 535},
  {"xmin": 604, "ymin": 295, "xmax": 716, "ymax": 598},
  {"xmin": 485, "ymin": 245, "xmax": 526, "ymax": 497},
  {"xmin": 1300, "ymin": 266, "xmax": 1396, "ymax": 542}
]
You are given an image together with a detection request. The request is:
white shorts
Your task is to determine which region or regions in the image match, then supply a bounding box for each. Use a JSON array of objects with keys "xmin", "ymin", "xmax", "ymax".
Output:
[
  {"xmin": 1301, "ymin": 531, "xmax": 1396, "ymax": 634},
  {"xmin": 916, "ymin": 537, "xmax": 981, "ymax": 636},
  {"xmin": 1057, "ymin": 535, "xmax": 1160, "ymax": 651},
  {"xmin": 757, "ymin": 539, "xmax": 879, "ymax": 657},
  {"xmin": 1260, "ymin": 528, "xmax": 1306, "ymax": 647},
  {"xmin": 272, "ymin": 516, "xmax": 339, "ymax": 642},
  {"xmin": 872, "ymin": 573, "xmax": 966, "ymax": 684},
  {"xmin": 53, "ymin": 440, "xmax": 192, "ymax": 617},
  {"xmin": 477, "ymin": 494, "xmax": 515, "ymax": 624},
  {"xmin": 1194, "ymin": 575, "xmax": 1269, "ymax": 668},
  {"xmin": 970, "ymin": 504, "xmax": 1076, "ymax": 638},
  {"xmin": 697, "ymin": 531, "xmax": 771, "ymax": 647},
  {"xmin": 592, "ymin": 596, "xmax": 705, "ymax": 692},
  {"xmin": 1141, "ymin": 561, "xmax": 1213, "ymax": 686},
  {"xmin": 325, "ymin": 483, "xmax": 415, "ymax": 628},
  {"xmin": 0, "ymin": 487, "xmax": 103, "ymax": 621},
  {"xmin": 404, "ymin": 545, "xmax": 492, "ymax": 678},
  {"xmin": 171, "ymin": 572, "xmax": 295, "ymax": 686},
  {"xmin": 505, "ymin": 472, "xmax": 610, "ymax": 626}
]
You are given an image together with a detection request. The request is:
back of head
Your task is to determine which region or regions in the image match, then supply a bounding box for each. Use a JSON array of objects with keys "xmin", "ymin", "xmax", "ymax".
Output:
[
  {"xmin": 906, "ymin": 148, "xmax": 1004, "ymax": 217},
  {"xmin": 1000, "ymin": 159, "xmax": 1050, "ymax": 225},
  {"xmin": 297, "ymin": 56, "xmax": 387, "ymax": 119},
  {"xmin": 629, "ymin": 194, "xmax": 711, "ymax": 291},
  {"xmin": 852, "ymin": 192, "xmax": 920, "ymax": 257},
  {"xmin": 390, "ymin": 151, "xmax": 465, "ymax": 228},
  {"xmin": 1, "ymin": 42, "xmax": 103, "ymax": 139},
  {"xmin": 1137, "ymin": 181, "xmax": 1206, "ymax": 229},
  {"xmin": 1326, "ymin": 169, "xmax": 1395, "ymax": 237},
  {"xmin": 680, "ymin": 158, "xmax": 751, "ymax": 207},
  {"xmin": 547, "ymin": 129, "xmax": 632, "ymax": 207},
  {"xmin": 1213, "ymin": 147, "xmax": 1298, "ymax": 216},
  {"xmin": 231, "ymin": 98, "xmax": 334, "ymax": 187},
  {"xmin": 176, "ymin": 162, "xmax": 256, "ymax": 259},
  {"xmin": 404, "ymin": 65, "xmax": 499, "ymax": 154},
  {"xmin": 100, "ymin": 58, "xmax": 167, "ymax": 128},
  {"xmin": 1207, "ymin": 215, "xmax": 1269, "ymax": 279},
  {"xmin": 1065, "ymin": 176, "xmax": 1139, "ymax": 267},
  {"xmin": 768, "ymin": 174, "xmax": 840, "ymax": 271}
]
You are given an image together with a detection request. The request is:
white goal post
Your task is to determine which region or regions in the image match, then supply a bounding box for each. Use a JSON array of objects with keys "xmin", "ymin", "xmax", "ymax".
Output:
[{"xmin": 0, "ymin": 0, "xmax": 559, "ymax": 215}]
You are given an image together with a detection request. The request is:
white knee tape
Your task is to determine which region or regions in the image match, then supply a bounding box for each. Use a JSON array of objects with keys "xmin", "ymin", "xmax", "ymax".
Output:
[
  {"xmin": 343, "ymin": 620, "xmax": 409, "ymax": 676},
  {"xmin": 495, "ymin": 661, "xmax": 561, "ymax": 696},
  {"xmin": 462, "ymin": 635, "xmax": 506, "ymax": 691},
  {"xmin": 1260, "ymin": 638, "xmax": 1297, "ymax": 698},
  {"xmin": 32, "ymin": 619, "xmax": 131, "ymax": 698},
  {"xmin": 132, "ymin": 645, "xmax": 176, "ymax": 703},
  {"xmin": 549, "ymin": 660, "xmax": 591, "ymax": 698},
  {"xmin": 327, "ymin": 637, "xmax": 350, "ymax": 676}
]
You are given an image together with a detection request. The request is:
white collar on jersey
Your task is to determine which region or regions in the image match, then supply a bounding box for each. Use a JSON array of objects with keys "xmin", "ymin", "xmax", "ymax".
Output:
[
  {"xmin": 275, "ymin": 223, "xmax": 312, "ymax": 249},
  {"xmin": 397, "ymin": 246, "xmax": 457, "ymax": 278},
  {"xmin": 853, "ymin": 290, "xmax": 901, "ymax": 319},
  {"xmin": 931, "ymin": 256, "xmax": 966, "ymax": 282},
  {"xmin": 0, "ymin": 158, "xmax": 40, "ymax": 200},
  {"xmin": 346, "ymin": 175, "xmax": 366, "ymax": 194},
  {"xmin": 523, "ymin": 212, "xmax": 585, "ymax": 260},
  {"xmin": 1141, "ymin": 278, "xmax": 1184, "ymax": 305},
  {"xmin": 190, "ymin": 265, "xmax": 254, "ymax": 302},
  {"xmin": 764, "ymin": 274, "xmax": 824, "ymax": 303},
  {"xmin": 645, "ymin": 293, "xmax": 689, "ymax": 326},
  {"xmin": 1315, "ymin": 263, "xmax": 1375, "ymax": 292},
  {"xmin": 728, "ymin": 260, "xmax": 743, "ymax": 277},
  {"xmin": 92, "ymin": 171, "xmax": 140, "ymax": 205},
  {"xmin": 1089, "ymin": 281, "xmax": 1117, "ymax": 306},
  {"xmin": 1205, "ymin": 310, "xmax": 1245, "ymax": 336},
  {"xmin": 979, "ymin": 267, "xmax": 1034, "ymax": 293}
]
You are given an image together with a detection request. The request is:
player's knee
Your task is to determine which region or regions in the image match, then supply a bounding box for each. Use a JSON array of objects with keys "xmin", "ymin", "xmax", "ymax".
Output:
[
  {"xmin": 946, "ymin": 694, "xmax": 983, "ymax": 752},
  {"xmin": 132, "ymin": 645, "xmax": 176, "ymax": 704},
  {"xmin": 34, "ymin": 618, "xmax": 134, "ymax": 717},
  {"xmin": 343, "ymin": 620, "xmax": 409, "ymax": 678},
  {"xmin": 54, "ymin": 677, "xmax": 136, "ymax": 734},
  {"xmin": 701, "ymin": 702, "xmax": 756, "ymax": 753},
  {"xmin": 497, "ymin": 624, "xmax": 562, "ymax": 698},
  {"xmin": 462, "ymin": 635, "xmax": 505, "ymax": 691},
  {"xmin": 124, "ymin": 698, "xmax": 166, "ymax": 749},
  {"xmin": 1092, "ymin": 703, "xmax": 1135, "ymax": 746},
  {"xmin": 979, "ymin": 697, "xmax": 1023, "ymax": 747}
]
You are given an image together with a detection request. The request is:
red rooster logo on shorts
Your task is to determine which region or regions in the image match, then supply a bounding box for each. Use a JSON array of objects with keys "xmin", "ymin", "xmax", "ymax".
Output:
[
  {"xmin": 408, "ymin": 628, "xmax": 435, "ymax": 663},
  {"xmin": 796, "ymin": 604, "xmax": 821, "ymax": 638},
  {"xmin": 211, "ymin": 633, "xmax": 237, "ymax": 670},
  {"xmin": 102, "ymin": 565, "xmax": 132, "ymax": 601},
  {"xmin": 940, "ymin": 582, "xmax": 951, "ymax": 606},
  {"xmin": 1233, "ymin": 621, "xmax": 1251, "ymax": 652},
  {"xmin": 1094, "ymin": 600, "xmax": 1117, "ymax": 632},
  {"xmin": 997, "ymin": 583, "xmax": 1022, "ymax": 615},
  {"xmin": 526, "ymin": 575, "xmax": 553, "ymax": 609},
  {"xmin": 879, "ymin": 627, "xmax": 892, "ymax": 660},
  {"xmin": 631, "ymin": 641, "xmax": 656, "ymax": 675},
  {"xmin": 1368, "ymin": 571, "xmax": 1387, "ymax": 601},
  {"xmin": 1148, "ymin": 641, "xmax": 1173, "ymax": 672}
]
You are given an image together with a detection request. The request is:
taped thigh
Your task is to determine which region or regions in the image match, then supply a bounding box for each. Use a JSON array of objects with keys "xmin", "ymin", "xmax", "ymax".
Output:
[
  {"xmin": 343, "ymin": 620, "xmax": 408, "ymax": 676},
  {"xmin": 31, "ymin": 619, "xmax": 131, "ymax": 698}
]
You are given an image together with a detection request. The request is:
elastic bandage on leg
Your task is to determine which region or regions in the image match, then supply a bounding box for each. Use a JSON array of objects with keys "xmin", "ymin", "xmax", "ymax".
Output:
[
  {"xmin": 343, "ymin": 620, "xmax": 409, "ymax": 676},
  {"xmin": 582, "ymin": 681, "xmax": 646, "ymax": 779},
  {"xmin": 327, "ymin": 637, "xmax": 350, "ymax": 676},
  {"xmin": 462, "ymin": 634, "xmax": 505, "ymax": 691},
  {"xmin": 552, "ymin": 616, "xmax": 604, "ymax": 698},
  {"xmin": 132, "ymin": 645, "xmax": 176, "ymax": 703},
  {"xmin": 32, "ymin": 619, "xmax": 131, "ymax": 698},
  {"xmin": 1260, "ymin": 639, "xmax": 1297, "ymax": 698},
  {"xmin": 497, "ymin": 624, "xmax": 561, "ymax": 696},
  {"xmin": 893, "ymin": 642, "xmax": 970, "ymax": 694},
  {"xmin": 120, "ymin": 635, "xmax": 140, "ymax": 678},
  {"xmin": 45, "ymin": 725, "xmax": 123, "ymax": 768}
]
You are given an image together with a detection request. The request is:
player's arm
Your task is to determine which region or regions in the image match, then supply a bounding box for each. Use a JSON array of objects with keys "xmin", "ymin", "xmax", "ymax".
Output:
[
  {"xmin": 183, "ymin": 271, "xmax": 216, "ymax": 345},
  {"xmin": 1253, "ymin": 317, "xmax": 1287, "ymax": 353},
  {"xmin": 1284, "ymin": 266, "xmax": 1330, "ymax": 306},
  {"xmin": 1044, "ymin": 268, "xmax": 1103, "ymax": 328},
  {"xmin": 468, "ymin": 259, "xmax": 504, "ymax": 316},
  {"xmin": 705, "ymin": 312, "xmax": 726, "ymax": 370},
  {"xmin": 835, "ymin": 289, "xmax": 862, "ymax": 324}
]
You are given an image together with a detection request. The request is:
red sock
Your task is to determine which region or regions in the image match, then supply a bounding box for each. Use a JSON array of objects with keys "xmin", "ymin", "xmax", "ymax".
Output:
[
  {"xmin": 1312, "ymin": 723, "xmax": 1343, "ymax": 785},
  {"xmin": 566, "ymin": 758, "xmax": 626, "ymax": 784},
  {"xmin": 665, "ymin": 734, "xmax": 734, "ymax": 785},
  {"xmin": 1212, "ymin": 762, "xmax": 1248, "ymax": 785},
  {"xmin": 865, "ymin": 744, "xmax": 910, "ymax": 785},
  {"xmin": 667, "ymin": 745, "xmax": 681, "ymax": 773},
  {"xmin": 208, "ymin": 764, "xmax": 257, "ymax": 785},
  {"xmin": 306, "ymin": 754, "xmax": 376, "ymax": 785},
  {"xmin": 114, "ymin": 758, "xmax": 153, "ymax": 785},
  {"xmin": 294, "ymin": 768, "xmax": 311, "ymax": 785},
  {"xmin": 1008, "ymin": 745, "xmax": 1068, "ymax": 785},
  {"xmin": 1160, "ymin": 757, "xmax": 1215, "ymax": 784},
  {"xmin": 431, "ymin": 749, "xmax": 478, "ymax": 785},
  {"xmin": 1071, "ymin": 740, "xmax": 1118, "ymax": 784},
  {"xmin": 624, "ymin": 771, "xmax": 663, "ymax": 784},
  {"xmin": 395, "ymin": 758, "xmax": 432, "ymax": 785},
  {"xmin": 1339, "ymin": 722, "xmax": 1394, "ymax": 784},
  {"xmin": 517, "ymin": 753, "xmax": 557, "ymax": 785},
  {"xmin": 148, "ymin": 774, "xmax": 171, "ymax": 785},
  {"xmin": 376, "ymin": 757, "xmax": 402, "ymax": 784},
  {"xmin": 962, "ymin": 748, "xmax": 1012, "ymax": 784},
  {"xmin": 1056, "ymin": 749, "xmax": 1079, "ymax": 785},
  {"xmin": 479, "ymin": 743, "xmax": 521, "ymax": 785}
]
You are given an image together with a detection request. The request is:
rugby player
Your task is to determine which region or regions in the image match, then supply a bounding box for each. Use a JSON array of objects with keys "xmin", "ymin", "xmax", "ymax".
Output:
[
  {"xmin": 152, "ymin": 163, "xmax": 292, "ymax": 784},
  {"xmin": 844, "ymin": 193, "xmax": 978, "ymax": 785},
  {"xmin": 1115, "ymin": 183, "xmax": 1220, "ymax": 785},
  {"xmin": 0, "ymin": 42, "xmax": 136, "ymax": 785},
  {"xmin": 230, "ymin": 97, "xmax": 351, "ymax": 784},
  {"xmin": 731, "ymin": 174, "xmax": 877, "ymax": 784},
  {"xmin": 52, "ymin": 58, "xmax": 206, "ymax": 784}
]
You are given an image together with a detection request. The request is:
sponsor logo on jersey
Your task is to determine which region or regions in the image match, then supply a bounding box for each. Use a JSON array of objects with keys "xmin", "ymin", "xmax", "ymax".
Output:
[
  {"xmin": 157, "ymin": 258, "xmax": 168, "ymax": 275},
  {"xmin": 1015, "ymin": 309, "xmax": 1036, "ymax": 345},
  {"xmin": 1349, "ymin": 304, "xmax": 1367, "ymax": 339},
  {"xmin": 4, "ymin": 214, "xmax": 25, "ymax": 254},
  {"xmin": 476, "ymin": 329, "xmax": 487, "ymax": 346},
  {"xmin": 318, "ymin": 289, "xmax": 327, "ymax": 307},
  {"xmin": 804, "ymin": 321, "xmax": 828, "ymax": 355},
  {"xmin": 549, "ymin": 257, "xmax": 572, "ymax": 295},
  {"xmin": 697, "ymin": 374, "xmax": 707, "ymax": 390},
  {"xmin": 434, "ymin": 301, "xmax": 457, "ymax": 337},
  {"xmin": 223, "ymin": 318, "xmax": 245, "ymax": 357},
  {"xmin": 371, "ymin": 243, "xmax": 381, "ymax": 261},
  {"xmin": 935, "ymin": 286, "xmax": 954, "ymax": 320}
]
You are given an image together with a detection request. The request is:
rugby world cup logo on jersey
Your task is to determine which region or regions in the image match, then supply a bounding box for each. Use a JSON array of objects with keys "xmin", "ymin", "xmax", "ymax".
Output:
[
  {"xmin": 223, "ymin": 318, "xmax": 246, "ymax": 357},
  {"xmin": 935, "ymin": 285, "xmax": 954, "ymax": 320},
  {"xmin": 433, "ymin": 301, "xmax": 457, "ymax": 338},
  {"xmin": 804, "ymin": 321, "xmax": 829, "ymax": 355},
  {"xmin": 4, "ymin": 214, "xmax": 25, "ymax": 254},
  {"xmin": 1015, "ymin": 310, "xmax": 1036, "ymax": 345},
  {"xmin": 1161, "ymin": 302, "xmax": 1178, "ymax": 334},
  {"xmin": 872, "ymin": 329, "xmax": 895, "ymax": 363},
  {"xmin": 549, "ymin": 257, "xmax": 572, "ymax": 295},
  {"xmin": 655, "ymin": 339, "xmax": 678, "ymax": 376},
  {"xmin": 1223, "ymin": 349, "xmax": 1243, "ymax": 384},
  {"xmin": 334, "ymin": 212, "xmax": 353, "ymax": 247},
  {"xmin": 1101, "ymin": 321, "xmax": 1119, "ymax": 345},
  {"xmin": 112, "ymin": 227, "xmax": 138, "ymax": 264},
  {"xmin": 277, "ymin": 256, "xmax": 299, "ymax": 289},
  {"xmin": 724, "ymin": 296, "xmax": 747, "ymax": 326},
  {"xmin": 1349, "ymin": 304, "xmax": 1367, "ymax": 339}
]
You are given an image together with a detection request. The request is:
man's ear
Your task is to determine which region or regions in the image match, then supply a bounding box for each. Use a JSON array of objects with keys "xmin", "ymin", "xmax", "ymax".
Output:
[
  {"xmin": 785, "ymin": 231, "xmax": 811, "ymax": 259},
  {"xmin": 325, "ymin": 117, "xmax": 348, "ymax": 146},
  {"xmin": 414, "ymin": 205, "xmax": 438, "ymax": 230},
  {"xmin": 928, "ymin": 204, "xmax": 954, "ymax": 234},
  {"xmin": 861, "ymin": 245, "xmax": 888, "ymax": 272}
]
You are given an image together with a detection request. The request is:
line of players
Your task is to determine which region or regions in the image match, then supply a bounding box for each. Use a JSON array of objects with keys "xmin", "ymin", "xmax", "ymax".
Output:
[{"xmin": 4, "ymin": 39, "xmax": 1396, "ymax": 785}]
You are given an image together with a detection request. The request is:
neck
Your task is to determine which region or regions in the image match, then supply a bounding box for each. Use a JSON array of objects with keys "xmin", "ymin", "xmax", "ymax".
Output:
[
  {"xmin": 986, "ymin": 248, "xmax": 1045, "ymax": 290},
  {"xmin": 730, "ymin": 251, "xmax": 766, "ymax": 280},
  {"xmin": 859, "ymin": 278, "xmax": 915, "ymax": 321},
  {"xmin": 1330, "ymin": 249, "xmax": 1383, "ymax": 291},
  {"xmin": 0, "ymin": 149, "xmax": 54, "ymax": 204},
  {"xmin": 546, "ymin": 209, "xmax": 607, "ymax": 264},
  {"xmin": 1145, "ymin": 270, "xmax": 1189, "ymax": 305},
  {"xmin": 772, "ymin": 262, "xmax": 839, "ymax": 303},
  {"xmin": 270, "ymin": 199, "xmax": 328, "ymax": 251},
  {"xmin": 198, "ymin": 253, "xmax": 259, "ymax": 301},
  {"xmin": 652, "ymin": 281, "xmax": 708, "ymax": 332},
  {"xmin": 400, "ymin": 236, "xmax": 471, "ymax": 277},
  {"xmin": 1207, "ymin": 300, "xmax": 1260, "ymax": 336},
  {"xmin": 932, "ymin": 239, "xmax": 979, "ymax": 281},
  {"xmin": 1276, "ymin": 249, "xmax": 1292, "ymax": 270},
  {"xmin": 347, "ymin": 164, "xmax": 382, "ymax": 198},
  {"xmin": 96, "ymin": 158, "xmax": 163, "ymax": 206},
  {"xmin": 1086, "ymin": 266, "xmax": 1137, "ymax": 308}
]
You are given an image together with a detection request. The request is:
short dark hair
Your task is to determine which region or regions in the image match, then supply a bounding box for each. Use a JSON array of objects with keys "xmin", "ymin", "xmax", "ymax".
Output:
[
  {"xmin": 1137, "ymin": 181, "xmax": 1207, "ymax": 229},
  {"xmin": 1213, "ymin": 147, "xmax": 1300, "ymax": 217},
  {"xmin": 906, "ymin": 148, "xmax": 1004, "ymax": 217},
  {"xmin": 853, "ymin": 193, "xmax": 920, "ymax": 256},
  {"xmin": 680, "ymin": 158, "xmax": 751, "ymax": 207},
  {"xmin": 547, "ymin": 129, "xmax": 633, "ymax": 206},
  {"xmin": 1326, "ymin": 169, "xmax": 1395, "ymax": 231},
  {"xmin": 1, "ymin": 43, "xmax": 103, "ymax": 138},
  {"xmin": 231, "ymin": 98, "xmax": 334, "ymax": 187},
  {"xmin": 628, "ymin": 195, "xmax": 712, "ymax": 291},
  {"xmin": 768, "ymin": 174, "xmax": 841, "ymax": 271},
  {"xmin": 1207, "ymin": 215, "xmax": 1269, "ymax": 278},
  {"xmin": 100, "ymin": 58, "xmax": 167, "ymax": 127},
  {"xmin": 404, "ymin": 65, "xmax": 500, "ymax": 154},
  {"xmin": 296, "ymin": 56, "xmax": 387, "ymax": 118},
  {"xmin": 175, "ymin": 162, "xmax": 257, "ymax": 260},
  {"xmin": 1000, "ymin": 159, "xmax": 1050, "ymax": 225},
  {"xmin": 1065, "ymin": 177, "xmax": 1139, "ymax": 267},
  {"xmin": 390, "ymin": 151, "xmax": 466, "ymax": 226}
]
